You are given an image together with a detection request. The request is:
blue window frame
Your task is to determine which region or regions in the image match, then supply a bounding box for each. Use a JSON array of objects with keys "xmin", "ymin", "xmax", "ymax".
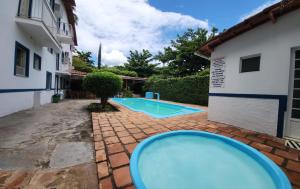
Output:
[
  {"xmin": 46, "ymin": 71, "xmax": 52, "ymax": 90},
  {"xmin": 33, "ymin": 53, "xmax": 41, "ymax": 70},
  {"xmin": 56, "ymin": 53, "xmax": 60, "ymax": 70},
  {"xmin": 14, "ymin": 41, "xmax": 30, "ymax": 77}
]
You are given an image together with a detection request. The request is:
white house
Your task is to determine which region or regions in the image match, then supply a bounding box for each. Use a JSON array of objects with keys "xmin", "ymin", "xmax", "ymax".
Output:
[
  {"xmin": 0, "ymin": 0, "xmax": 77, "ymax": 117},
  {"xmin": 198, "ymin": 0, "xmax": 300, "ymax": 140}
]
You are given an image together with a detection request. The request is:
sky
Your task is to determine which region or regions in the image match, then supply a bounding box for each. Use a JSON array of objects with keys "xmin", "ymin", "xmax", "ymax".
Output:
[{"xmin": 75, "ymin": 0, "xmax": 280, "ymax": 66}]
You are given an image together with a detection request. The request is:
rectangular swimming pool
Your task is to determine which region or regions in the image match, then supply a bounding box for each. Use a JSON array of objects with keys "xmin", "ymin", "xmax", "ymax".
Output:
[{"xmin": 112, "ymin": 98, "xmax": 204, "ymax": 118}]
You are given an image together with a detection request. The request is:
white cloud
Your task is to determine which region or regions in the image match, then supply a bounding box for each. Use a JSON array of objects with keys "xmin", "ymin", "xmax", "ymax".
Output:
[
  {"xmin": 75, "ymin": 0, "xmax": 208, "ymax": 66},
  {"xmin": 240, "ymin": 0, "xmax": 281, "ymax": 21}
]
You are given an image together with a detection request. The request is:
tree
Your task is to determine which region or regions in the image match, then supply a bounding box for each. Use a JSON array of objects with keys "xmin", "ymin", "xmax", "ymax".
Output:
[
  {"xmin": 124, "ymin": 49, "xmax": 158, "ymax": 77},
  {"xmin": 155, "ymin": 28, "xmax": 218, "ymax": 77},
  {"xmin": 82, "ymin": 72, "xmax": 122, "ymax": 107},
  {"xmin": 76, "ymin": 49, "xmax": 94, "ymax": 66}
]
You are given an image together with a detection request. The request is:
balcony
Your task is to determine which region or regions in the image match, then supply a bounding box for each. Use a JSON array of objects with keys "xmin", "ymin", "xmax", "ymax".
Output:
[
  {"xmin": 57, "ymin": 22, "xmax": 74, "ymax": 44},
  {"xmin": 56, "ymin": 57, "xmax": 72, "ymax": 75},
  {"xmin": 15, "ymin": 0, "xmax": 60, "ymax": 51}
]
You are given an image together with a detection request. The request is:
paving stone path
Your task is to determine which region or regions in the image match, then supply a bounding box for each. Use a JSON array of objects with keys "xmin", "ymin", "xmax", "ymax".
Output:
[{"xmin": 92, "ymin": 100, "xmax": 300, "ymax": 189}]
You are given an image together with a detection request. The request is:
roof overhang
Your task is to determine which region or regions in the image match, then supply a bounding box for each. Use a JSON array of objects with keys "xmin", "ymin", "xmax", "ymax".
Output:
[{"xmin": 197, "ymin": 0, "xmax": 300, "ymax": 57}]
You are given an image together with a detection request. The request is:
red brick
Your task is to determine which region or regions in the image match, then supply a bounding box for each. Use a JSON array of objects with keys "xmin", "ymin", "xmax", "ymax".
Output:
[
  {"xmin": 266, "ymin": 140, "xmax": 286, "ymax": 150},
  {"xmin": 105, "ymin": 136, "xmax": 120, "ymax": 145},
  {"xmin": 117, "ymin": 131, "xmax": 130, "ymax": 137},
  {"xmin": 233, "ymin": 136, "xmax": 251, "ymax": 144},
  {"xmin": 133, "ymin": 132, "xmax": 147, "ymax": 140},
  {"xmin": 107, "ymin": 143, "xmax": 124, "ymax": 154},
  {"xmin": 94, "ymin": 135, "xmax": 103, "ymax": 142},
  {"xmin": 262, "ymin": 151, "xmax": 284, "ymax": 165},
  {"xmin": 246, "ymin": 136, "xmax": 265, "ymax": 143},
  {"xmin": 96, "ymin": 150, "xmax": 107, "ymax": 162},
  {"xmin": 109, "ymin": 152, "xmax": 129, "ymax": 168},
  {"xmin": 113, "ymin": 166, "xmax": 132, "ymax": 188},
  {"xmin": 128, "ymin": 128, "xmax": 141, "ymax": 134},
  {"xmin": 125, "ymin": 143, "xmax": 137, "ymax": 154},
  {"xmin": 97, "ymin": 161, "xmax": 109, "ymax": 178},
  {"xmin": 232, "ymin": 130, "xmax": 247, "ymax": 137},
  {"xmin": 250, "ymin": 142, "xmax": 273, "ymax": 152},
  {"xmin": 102, "ymin": 127, "xmax": 113, "ymax": 131},
  {"xmin": 114, "ymin": 127, "xmax": 126, "ymax": 132},
  {"xmin": 218, "ymin": 132, "xmax": 234, "ymax": 138},
  {"xmin": 99, "ymin": 177, "xmax": 113, "ymax": 189},
  {"xmin": 144, "ymin": 128, "xmax": 157, "ymax": 135},
  {"xmin": 275, "ymin": 149, "xmax": 299, "ymax": 161},
  {"xmin": 102, "ymin": 131, "xmax": 115, "ymax": 138},
  {"xmin": 286, "ymin": 160, "xmax": 300, "ymax": 173},
  {"xmin": 120, "ymin": 136, "xmax": 136, "ymax": 144},
  {"xmin": 286, "ymin": 170, "xmax": 300, "ymax": 187},
  {"xmin": 124, "ymin": 185, "xmax": 136, "ymax": 189},
  {"xmin": 95, "ymin": 141, "xmax": 105, "ymax": 150}
]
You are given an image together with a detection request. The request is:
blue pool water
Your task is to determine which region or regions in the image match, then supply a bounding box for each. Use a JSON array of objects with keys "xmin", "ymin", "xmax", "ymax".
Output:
[
  {"xmin": 130, "ymin": 131, "xmax": 291, "ymax": 189},
  {"xmin": 111, "ymin": 98, "xmax": 204, "ymax": 118}
]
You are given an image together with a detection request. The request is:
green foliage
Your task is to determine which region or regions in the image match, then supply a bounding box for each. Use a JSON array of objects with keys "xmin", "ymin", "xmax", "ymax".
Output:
[
  {"xmin": 196, "ymin": 68, "xmax": 210, "ymax": 77},
  {"xmin": 76, "ymin": 49, "xmax": 94, "ymax": 66},
  {"xmin": 124, "ymin": 49, "xmax": 158, "ymax": 77},
  {"xmin": 145, "ymin": 75, "xmax": 209, "ymax": 105},
  {"xmin": 122, "ymin": 89, "xmax": 133, "ymax": 98},
  {"xmin": 155, "ymin": 28, "xmax": 217, "ymax": 77},
  {"xmin": 72, "ymin": 57, "xmax": 93, "ymax": 73},
  {"xmin": 93, "ymin": 67, "xmax": 138, "ymax": 77},
  {"xmin": 82, "ymin": 72, "xmax": 122, "ymax": 106}
]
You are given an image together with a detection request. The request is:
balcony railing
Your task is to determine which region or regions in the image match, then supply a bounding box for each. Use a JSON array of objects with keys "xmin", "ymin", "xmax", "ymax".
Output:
[
  {"xmin": 17, "ymin": 0, "xmax": 58, "ymax": 39},
  {"xmin": 57, "ymin": 22, "xmax": 74, "ymax": 39}
]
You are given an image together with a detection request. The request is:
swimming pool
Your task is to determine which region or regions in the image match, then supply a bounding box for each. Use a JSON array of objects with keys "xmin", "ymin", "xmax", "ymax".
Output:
[
  {"xmin": 111, "ymin": 98, "xmax": 204, "ymax": 118},
  {"xmin": 130, "ymin": 131, "xmax": 291, "ymax": 189}
]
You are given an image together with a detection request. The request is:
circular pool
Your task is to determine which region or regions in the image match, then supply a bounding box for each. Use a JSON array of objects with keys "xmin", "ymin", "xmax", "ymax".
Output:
[{"xmin": 130, "ymin": 131, "xmax": 291, "ymax": 189}]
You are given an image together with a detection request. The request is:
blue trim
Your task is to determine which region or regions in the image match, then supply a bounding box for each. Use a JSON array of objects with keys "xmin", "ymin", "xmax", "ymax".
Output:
[
  {"xmin": 33, "ymin": 53, "xmax": 42, "ymax": 70},
  {"xmin": 130, "ymin": 130, "xmax": 292, "ymax": 189},
  {"xmin": 0, "ymin": 88, "xmax": 55, "ymax": 93},
  {"xmin": 209, "ymin": 93, "xmax": 287, "ymax": 138},
  {"xmin": 14, "ymin": 41, "xmax": 30, "ymax": 77}
]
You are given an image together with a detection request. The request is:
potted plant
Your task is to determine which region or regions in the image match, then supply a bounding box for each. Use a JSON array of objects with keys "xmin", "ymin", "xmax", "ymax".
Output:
[{"xmin": 52, "ymin": 94, "xmax": 61, "ymax": 103}]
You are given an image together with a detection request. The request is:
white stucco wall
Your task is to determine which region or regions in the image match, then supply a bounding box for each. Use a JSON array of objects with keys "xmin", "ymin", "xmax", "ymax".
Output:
[
  {"xmin": 208, "ymin": 10, "xmax": 300, "ymax": 136},
  {"xmin": 0, "ymin": 0, "xmax": 73, "ymax": 117}
]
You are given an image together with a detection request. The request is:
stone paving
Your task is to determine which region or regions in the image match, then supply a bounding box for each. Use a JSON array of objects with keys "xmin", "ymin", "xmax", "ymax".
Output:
[{"xmin": 92, "ymin": 100, "xmax": 300, "ymax": 189}]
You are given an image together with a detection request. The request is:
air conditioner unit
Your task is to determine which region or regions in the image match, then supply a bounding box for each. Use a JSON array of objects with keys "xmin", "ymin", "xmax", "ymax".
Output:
[{"xmin": 54, "ymin": 3, "xmax": 62, "ymax": 17}]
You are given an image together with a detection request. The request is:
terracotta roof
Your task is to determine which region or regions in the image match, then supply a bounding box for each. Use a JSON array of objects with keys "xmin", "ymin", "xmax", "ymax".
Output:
[
  {"xmin": 62, "ymin": 0, "xmax": 77, "ymax": 45},
  {"xmin": 198, "ymin": 0, "xmax": 300, "ymax": 56},
  {"xmin": 71, "ymin": 69, "xmax": 87, "ymax": 77}
]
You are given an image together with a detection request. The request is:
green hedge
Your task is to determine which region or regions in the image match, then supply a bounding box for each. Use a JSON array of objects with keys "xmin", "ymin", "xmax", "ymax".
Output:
[{"xmin": 145, "ymin": 75, "xmax": 209, "ymax": 105}]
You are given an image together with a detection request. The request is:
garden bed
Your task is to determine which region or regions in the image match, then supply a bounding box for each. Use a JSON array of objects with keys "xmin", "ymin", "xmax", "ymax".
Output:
[{"xmin": 87, "ymin": 102, "xmax": 119, "ymax": 112}]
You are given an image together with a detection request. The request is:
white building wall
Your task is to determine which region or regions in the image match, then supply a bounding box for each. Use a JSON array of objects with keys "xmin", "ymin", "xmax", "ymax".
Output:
[
  {"xmin": 208, "ymin": 10, "xmax": 300, "ymax": 136},
  {"xmin": 0, "ymin": 0, "xmax": 74, "ymax": 117}
]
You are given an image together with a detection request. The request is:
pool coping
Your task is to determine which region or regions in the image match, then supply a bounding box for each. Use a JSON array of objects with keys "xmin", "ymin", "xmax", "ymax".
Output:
[
  {"xmin": 130, "ymin": 130, "xmax": 292, "ymax": 189},
  {"xmin": 111, "ymin": 98, "xmax": 206, "ymax": 119}
]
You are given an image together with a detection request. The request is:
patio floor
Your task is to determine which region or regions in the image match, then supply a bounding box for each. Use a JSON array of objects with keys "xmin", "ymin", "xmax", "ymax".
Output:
[{"xmin": 92, "ymin": 100, "xmax": 300, "ymax": 189}]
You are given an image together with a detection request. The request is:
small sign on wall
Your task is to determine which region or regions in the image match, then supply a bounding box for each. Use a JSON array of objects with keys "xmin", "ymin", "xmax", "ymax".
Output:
[{"xmin": 211, "ymin": 57, "xmax": 225, "ymax": 88}]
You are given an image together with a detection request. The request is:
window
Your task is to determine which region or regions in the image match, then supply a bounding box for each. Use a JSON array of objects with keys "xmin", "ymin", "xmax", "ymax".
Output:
[
  {"xmin": 49, "ymin": 0, "xmax": 55, "ymax": 11},
  {"xmin": 61, "ymin": 51, "xmax": 65, "ymax": 63},
  {"xmin": 46, "ymin": 71, "xmax": 52, "ymax": 90},
  {"xmin": 56, "ymin": 53, "xmax": 60, "ymax": 70},
  {"xmin": 48, "ymin": 48, "xmax": 53, "ymax": 54},
  {"xmin": 240, "ymin": 55, "xmax": 261, "ymax": 73},
  {"xmin": 14, "ymin": 41, "xmax": 30, "ymax": 77},
  {"xmin": 33, "ymin": 53, "xmax": 41, "ymax": 70}
]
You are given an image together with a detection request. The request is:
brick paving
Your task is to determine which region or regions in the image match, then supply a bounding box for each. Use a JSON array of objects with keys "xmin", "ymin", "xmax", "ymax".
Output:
[{"xmin": 92, "ymin": 100, "xmax": 300, "ymax": 189}]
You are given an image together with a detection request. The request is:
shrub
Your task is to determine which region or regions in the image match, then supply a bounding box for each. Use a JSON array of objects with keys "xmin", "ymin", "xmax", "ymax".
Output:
[
  {"xmin": 122, "ymin": 89, "xmax": 133, "ymax": 97},
  {"xmin": 72, "ymin": 57, "xmax": 93, "ymax": 73},
  {"xmin": 145, "ymin": 75, "xmax": 209, "ymax": 105},
  {"xmin": 93, "ymin": 68, "xmax": 138, "ymax": 77},
  {"xmin": 82, "ymin": 72, "xmax": 122, "ymax": 107},
  {"xmin": 87, "ymin": 103, "xmax": 118, "ymax": 112}
]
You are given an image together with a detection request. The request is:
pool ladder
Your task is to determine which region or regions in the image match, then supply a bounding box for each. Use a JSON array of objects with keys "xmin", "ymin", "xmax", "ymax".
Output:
[{"xmin": 155, "ymin": 93, "xmax": 160, "ymax": 101}]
